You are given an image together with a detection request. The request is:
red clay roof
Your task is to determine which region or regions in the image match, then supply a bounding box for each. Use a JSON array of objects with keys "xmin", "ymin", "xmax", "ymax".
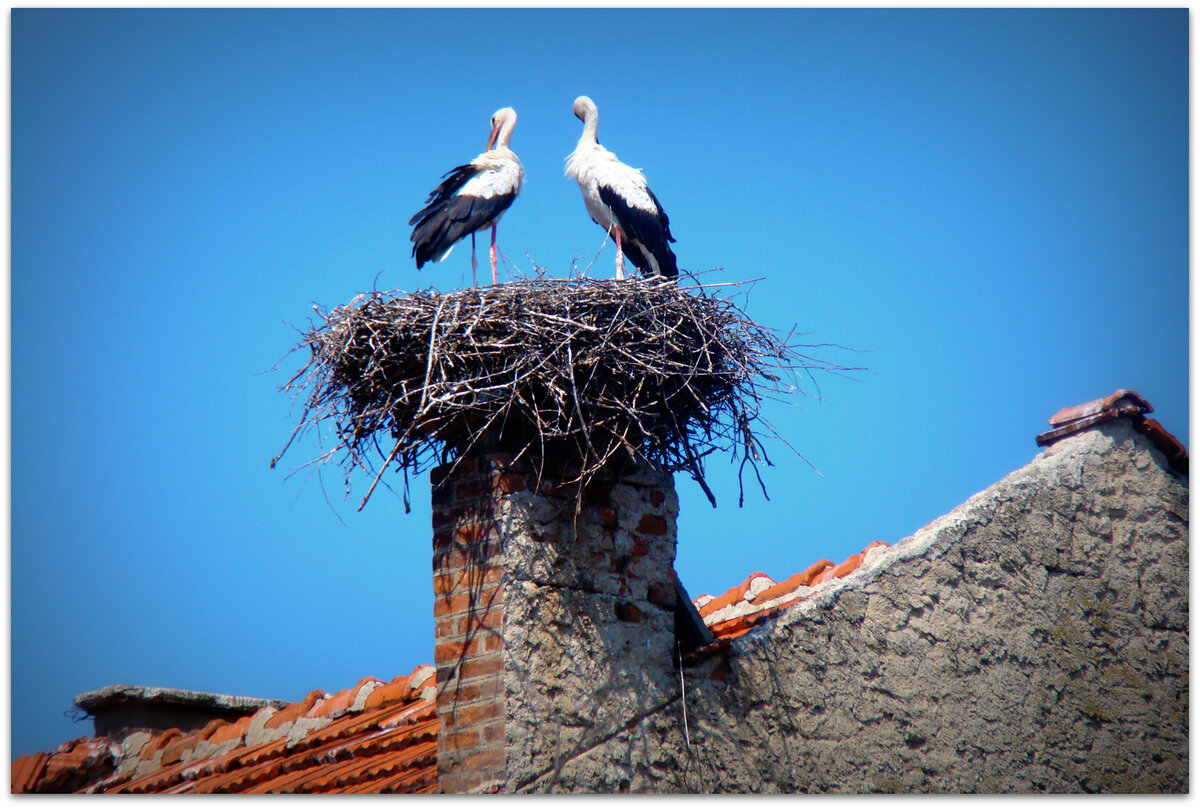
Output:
[
  {"xmin": 685, "ymin": 540, "xmax": 892, "ymax": 660},
  {"xmin": 1035, "ymin": 388, "xmax": 1187, "ymax": 474},
  {"xmin": 12, "ymin": 665, "xmax": 439, "ymax": 794}
]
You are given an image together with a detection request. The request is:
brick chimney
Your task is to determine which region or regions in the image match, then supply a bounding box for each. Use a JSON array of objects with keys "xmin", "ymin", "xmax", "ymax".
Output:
[{"xmin": 430, "ymin": 452, "xmax": 683, "ymax": 793}]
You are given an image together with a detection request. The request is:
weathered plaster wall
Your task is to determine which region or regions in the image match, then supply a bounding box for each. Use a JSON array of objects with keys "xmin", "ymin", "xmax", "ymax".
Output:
[
  {"xmin": 637, "ymin": 419, "xmax": 1187, "ymax": 792},
  {"xmin": 500, "ymin": 461, "xmax": 681, "ymax": 793}
]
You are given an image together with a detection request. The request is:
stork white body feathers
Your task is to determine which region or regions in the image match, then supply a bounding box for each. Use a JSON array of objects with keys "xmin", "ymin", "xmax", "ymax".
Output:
[
  {"xmin": 565, "ymin": 145, "xmax": 655, "ymax": 236},
  {"xmin": 565, "ymin": 96, "xmax": 678, "ymax": 279},
  {"xmin": 457, "ymin": 150, "xmax": 523, "ymax": 202}
]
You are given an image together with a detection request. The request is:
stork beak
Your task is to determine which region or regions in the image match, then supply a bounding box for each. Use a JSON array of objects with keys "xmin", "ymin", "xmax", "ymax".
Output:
[{"xmin": 486, "ymin": 123, "xmax": 500, "ymax": 151}]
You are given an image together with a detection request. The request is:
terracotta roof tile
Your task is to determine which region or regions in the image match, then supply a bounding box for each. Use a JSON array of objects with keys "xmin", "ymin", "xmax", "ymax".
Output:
[
  {"xmin": 264, "ymin": 689, "xmax": 323, "ymax": 730},
  {"xmin": 207, "ymin": 713, "xmax": 252, "ymax": 746},
  {"xmin": 691, "ymin": 541, "xmax": 892, "ymax": 655},
  {"xmin": 10, "ymin": 752, "xmax": 49, "ymax": 793},
  {"xmin": 1047, "ymin": 389, "xmax": 1152, "ymax": 425},
  {"xmin": 1136, "ymin": 417, "xmax": 1188, "ymax": 474},
  {"xmin": 1035, "ymin": 388, "xmax": 1188, "ymax": 476},
  {"xmin": 696, "ymin": 571, "xmax": 774, "ymax": 618},
  {"xmin": 363, "ymin": 672, "xmax": 418, "ymax": 710},
  {"xmin": 309, "ymin": 684, "xmax": 360, "ymax": 719}
]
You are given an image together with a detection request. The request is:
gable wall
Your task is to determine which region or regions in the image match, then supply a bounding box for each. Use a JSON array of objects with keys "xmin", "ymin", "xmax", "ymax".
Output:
[{"xmin": 615, "ymin": 419, "xmax": 1187, "ymax": 792}]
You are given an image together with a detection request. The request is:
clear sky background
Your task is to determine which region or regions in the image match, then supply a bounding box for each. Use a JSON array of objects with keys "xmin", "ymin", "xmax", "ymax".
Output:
[{"xmin": 11, "ymin": 9, "xmax": 1188, "ymax": 757}]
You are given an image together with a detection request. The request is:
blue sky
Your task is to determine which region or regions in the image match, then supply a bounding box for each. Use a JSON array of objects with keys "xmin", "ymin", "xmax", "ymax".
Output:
[{"xmin": 11, "ymin": 9, "xmax": 1188, "ymax": 757}]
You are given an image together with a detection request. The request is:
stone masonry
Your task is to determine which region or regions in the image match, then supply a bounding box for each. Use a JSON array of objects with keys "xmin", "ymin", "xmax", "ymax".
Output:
[
  {"xmin": 430, "ymin": 453, "xmax": 683, "ymax": 793},
  {"xmin": 630, "ymin": 418, "xmax": 1188, "ymax": 792}
]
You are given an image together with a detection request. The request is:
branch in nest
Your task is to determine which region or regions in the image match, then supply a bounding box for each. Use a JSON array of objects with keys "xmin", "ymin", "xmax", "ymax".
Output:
[{"xmin": 276, "ymin": 276, "xmax": 862, "ymax": 509}]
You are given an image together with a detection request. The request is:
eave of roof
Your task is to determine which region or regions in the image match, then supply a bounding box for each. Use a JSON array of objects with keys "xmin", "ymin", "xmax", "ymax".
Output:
[{"xmin": 74, "ymin": 684, "xmax": 287, "ymax": 715}]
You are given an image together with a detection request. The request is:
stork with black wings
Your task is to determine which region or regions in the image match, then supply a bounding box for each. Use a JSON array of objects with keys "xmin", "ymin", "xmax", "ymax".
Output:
[
  {"xmin": 565, "ymin": 96, "xmax": 678, "ymax": 280},
  {"xmin": 410, "ymin": 107, "xmax": 524, "ymax": 286}
]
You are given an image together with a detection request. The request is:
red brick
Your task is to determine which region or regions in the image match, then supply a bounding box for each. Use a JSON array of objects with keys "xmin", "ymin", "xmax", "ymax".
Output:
[
  {"xmin": 441, "ymin": 700, "xmax": 501, "ymax": 729},
  {"xmin": 433, "ymin": 593, "xmax": 476, "ymax": 618},
  {"xmin": 631, "ymin": 536, "xmax": 650, "ymax": 556},
  {"xmin": 650, "ymin": 491, "xmax": 665, "ymax": 507},
  {"xmin": 647, "ymin": 581, "xmax": 677, "ymax": 610},
  {"xmin": 434, "ymin": 547, "xmax": 504, "ymax": 575},
  {"xmin": 433, "ymin": 457, "xmax": 477, "ymax": 486},
  {"xmin": 453, "ymin": 677, "xmax": 502, "ymax": 703},
  {"xmin": 636, "ymin": 514, "xmax": 668, "ymax": 536},
  {"xmin": 437, "ymin": 609, "xmax": 503, "ymax": 640},
  {"xmin": 490, "ymin": 472, "xmax": 528, "ymax": 494},
  {"xmin": 457, "ymin": 655, "xmax": 503, "ymax": 681},
  {"xmin": 434, "ymin": 590, "xmax": 504, "ymax": 623},
  {"xmin": 435, "ymin": 639, "xmax": 469, "ymax": 665},
  {"xmin": 456, "ymin": 479, "xmax": 485, "ymax": 499},
  {"xmin": 435, "ymin": 634, "xmax": 504, "ymax": 664},
  {"xmin": 455, "ymin": 522, "xmax": 498, "ymax": 544},
  {"xmin": 461, "ymin": 746, "xmax": 506, "ymax": 772},
  {"xmin": 615, "ymin": 602, "xmax": 644, "ymax": 623},
  {"xmin": 441, "ymin": 727, "xmax": 480, "ymax": 752},
  {"xmin": 432, "ymin": 525, "xmax": 456, "ymax": 550},
  {"xmin": 599, "ymin": 507, "xmax": 618, "ymax": 528},
  {"xmin": 433, "ymin": 503, "xmax": 489, "ymax": 530},
  {"xmin": 433, "ymin": 571, "xmax": 465, "ymax": 596}
]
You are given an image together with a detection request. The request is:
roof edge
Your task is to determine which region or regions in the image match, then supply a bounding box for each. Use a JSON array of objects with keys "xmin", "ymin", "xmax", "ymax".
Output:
[{"xmin": 73, "ymin": 684, "xmax": 288, "ymax": 715}]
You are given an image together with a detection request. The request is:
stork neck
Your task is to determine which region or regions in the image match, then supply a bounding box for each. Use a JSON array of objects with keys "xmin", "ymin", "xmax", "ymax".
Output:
[
  {"xmin": 494, "ymin": 118, "xmax": 516, "ymax": 150},
  {"xmin": 578, "ymin": 112, "xmax": 599, "ymax": 146}
]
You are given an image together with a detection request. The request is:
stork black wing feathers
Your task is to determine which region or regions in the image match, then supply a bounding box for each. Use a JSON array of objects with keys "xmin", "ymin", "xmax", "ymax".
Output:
[
  {"xmin": 598, "ymin": 184, "xmax": 679, "ymax": 278},
  {"xmin": 410, "ymin": 165, "xmax": 515, "ymax": 269}
]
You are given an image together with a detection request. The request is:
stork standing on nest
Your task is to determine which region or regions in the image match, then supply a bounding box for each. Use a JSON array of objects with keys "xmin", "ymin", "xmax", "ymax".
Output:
[
  {"xmin": 410, "ymin": 107, "xmax": 524, "ymax": 285},
  {"xmin": 565, "ymin": 96, "xmax": 678, "ymax": 280}
]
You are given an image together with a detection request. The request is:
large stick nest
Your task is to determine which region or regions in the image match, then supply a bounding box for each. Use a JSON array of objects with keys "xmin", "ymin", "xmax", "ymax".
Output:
[{"xmin": 275, "ymin": 276, "xmax": 854, "ymax": 509}]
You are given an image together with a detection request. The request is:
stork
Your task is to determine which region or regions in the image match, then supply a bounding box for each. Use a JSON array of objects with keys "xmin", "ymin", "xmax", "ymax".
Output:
[
  {"xmin": 410, "ymin": 107, "xmax": 524, "ymax": 285},
  {"xmin": 565, "ymin": 96, "xmax": 678, "ymax": 280}
]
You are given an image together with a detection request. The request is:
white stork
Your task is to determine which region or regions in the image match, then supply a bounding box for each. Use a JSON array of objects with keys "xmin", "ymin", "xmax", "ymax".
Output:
[
  {"xmin": 410, "ymin": 107, "xmax": 524, "ymax": 285},
  {"xmin": 565, "ymin": 96, "xmax": 678, "ymax": 280}
]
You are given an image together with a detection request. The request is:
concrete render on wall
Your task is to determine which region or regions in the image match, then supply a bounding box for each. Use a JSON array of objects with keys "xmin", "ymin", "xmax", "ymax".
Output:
[
  {"xmin": 536, "ymin": 419, "xmax": 1187, "ymax": 793},
  {"xmin": 502, "ymin": 468, "xmax": 683, "ymax": 793}
]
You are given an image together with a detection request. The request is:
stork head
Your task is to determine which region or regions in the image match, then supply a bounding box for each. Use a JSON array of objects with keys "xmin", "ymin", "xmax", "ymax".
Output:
[
  {"xmin": 572, "ymin": 96, "xmax": 598, "ymax": 123},
  {"xmin": 487, "ymin": 107, "xmax": 517, "ymax": 150}
]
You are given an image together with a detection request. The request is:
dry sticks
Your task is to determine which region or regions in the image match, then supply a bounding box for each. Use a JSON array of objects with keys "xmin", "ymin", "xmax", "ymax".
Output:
[{"xmin": 276, "ymin": 276, "xmax": 856, "ymax": 510}]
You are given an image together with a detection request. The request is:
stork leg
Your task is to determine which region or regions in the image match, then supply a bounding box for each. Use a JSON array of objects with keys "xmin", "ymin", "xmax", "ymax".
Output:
[
  {"xmin": 614, "ymin": 228, "xmax": 627, "ymax": 280},
  {"xmin": 490, "ymin": 223, "xmax": 499, "ymax": 285},
  {"xmin": 470, "ymin": 232, "xmax": 479, "ymax": 287}
]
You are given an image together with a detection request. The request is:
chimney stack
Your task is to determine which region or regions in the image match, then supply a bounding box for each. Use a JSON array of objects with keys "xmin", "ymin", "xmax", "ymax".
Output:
[{"xmin": 431, "ymin": 452, "xmax": 682, "ymax": 793}]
